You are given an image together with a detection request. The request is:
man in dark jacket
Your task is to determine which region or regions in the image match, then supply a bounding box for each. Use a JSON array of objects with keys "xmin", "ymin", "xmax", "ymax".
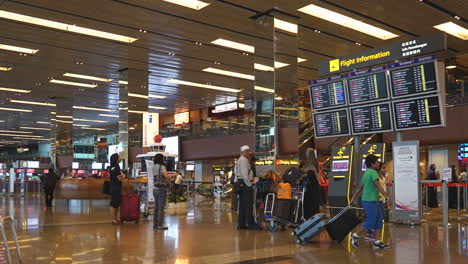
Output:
[{"xmin": 42, "ymin": 168, "xmax": 60, "ymax": 207}]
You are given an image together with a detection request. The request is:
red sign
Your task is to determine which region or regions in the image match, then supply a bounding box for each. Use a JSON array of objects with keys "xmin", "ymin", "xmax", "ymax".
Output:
[
  {"xmin": 26, "ymin": 169, "xmax": 35, "ymax": 173},
  {"xmin": 72, "ymin": 170, "xmax": 77, "ymax": 174},
  {"xmin": 43, "ymin": 170, "xmax": 49, "ymax": 174},
  {"xmin": 77, "ymin": 170, "xmax": 85, "ymax": 174},
  {"xmin": 16, "ymin": 169, "xmax": 23, "ymax": 173}
]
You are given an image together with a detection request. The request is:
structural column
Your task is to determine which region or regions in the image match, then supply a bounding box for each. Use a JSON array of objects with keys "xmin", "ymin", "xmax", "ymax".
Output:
[{"xmin": 54, "ymin": 99, "xmax": 73, "ymax": 171}]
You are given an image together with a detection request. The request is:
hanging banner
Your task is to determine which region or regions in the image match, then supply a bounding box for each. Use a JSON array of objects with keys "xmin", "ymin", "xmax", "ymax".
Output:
[
  {"xmin": 145, "ymin": 160, "xmax": 155, "ymax": 203},
  {"xmin": 393, "ymin": 140, "xmax": 421, "ymax": 222},
  {"xmin": 318, "ymin": 33, "xmax": 446, "ymax": 76},
  {"xmin": 143, "ymin": 112, "xmax": 159, "ymax": 147}
]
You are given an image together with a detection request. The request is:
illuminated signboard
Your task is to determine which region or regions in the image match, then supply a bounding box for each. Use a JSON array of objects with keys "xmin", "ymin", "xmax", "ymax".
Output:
[
  {"xmin": 392, "ymin": 95, "xmax": 444, "ymax": 131},
  {"xmin": 214, "ymin": 102, "xmax": 238, "ymax": 113},
  {"xmin": 350, "ymin": 102, "xmax": 393, "ymax": 135},
  {"xmin": 255, "ymin": 160, "xmax": 274, "ymax": 166},
  {"xmin": 346, "ymin": 67, "xmax": 389, "ymax": 105},
  {"xmin": 92, "ymin": 162, "xmax": 103, "ymax": 170},
  {"xmin": 313, "ymin": 109, "xmax": 350, "ymax": 138},
  {"xmin": 309, "ymin": 76, "xmax": 347, "ymax": 110},
  {"xmin": 174, "ymin": 112, "xmax": 189, "ymax": 126},
  {"xmin": 276, "ymin": 160, "xmax": 300, "ymax": 165}
]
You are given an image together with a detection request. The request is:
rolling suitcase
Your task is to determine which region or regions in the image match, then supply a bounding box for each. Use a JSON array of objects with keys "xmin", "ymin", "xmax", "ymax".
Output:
[
  {"xmin": 326, "ymin": 205, "xmax": 362, "ymax": 242},
  {"xmin": 291, "ymin": 213, "xmax": 328, "ymax": 244},
  {"xmin": 120, "ymin": 193, "xmax": 140, "ymax": 223}
]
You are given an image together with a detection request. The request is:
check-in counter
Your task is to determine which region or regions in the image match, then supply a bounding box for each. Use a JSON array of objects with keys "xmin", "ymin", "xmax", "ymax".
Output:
[{"xmin": 55, "ymin": 178, "xmax": 146, "ymax": 200}]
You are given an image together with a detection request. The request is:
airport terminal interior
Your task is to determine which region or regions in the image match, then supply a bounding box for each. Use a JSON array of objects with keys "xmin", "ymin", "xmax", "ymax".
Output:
[{"xmin": 0, "ymin": 0, "xmax": 467, "ymax": 263}]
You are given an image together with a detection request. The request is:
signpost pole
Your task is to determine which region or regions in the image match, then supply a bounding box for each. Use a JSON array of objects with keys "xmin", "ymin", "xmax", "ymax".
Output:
[
  {"xmin": 442, "ymin": 180, "xmax": 450, "ymax": 227},
  {"xmin": 396, "ymin": 131, "xmax": 403, "ymax": 142},
  {"xmin": 353, "ymin": 136, "xmax": 360, "ymax": 194}
]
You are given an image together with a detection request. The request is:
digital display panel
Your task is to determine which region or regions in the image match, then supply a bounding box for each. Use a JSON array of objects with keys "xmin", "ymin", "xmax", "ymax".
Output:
[
  {"xmin": 390, "ymin": 61, "xmax": 438, "ymax": 98},
  {"xmin": 186, "ymin": 164, "xmax": 195, "ymax": 171},
  {"xmin": 72, "ymin": 162, "xmax": 79, "ymax": 169},
  {"xmin": 309, "ymin": 79, "xmax": 346, "ymax": 110},
  {"xmin": 313, "ymin": 109, "xmax": 350, "ymax": 138},
  {"xmin": 393, "ymin": 95, "xmax": 443, "ymax": 130},
  {"xmin": 91, "ymin": 163, "xmax": 103, "ymax": 170},
  {"xmin": 332, "ymin": 160, "xmax": 349, "ymax": 172},
  {"xmin": 174, "ymin": 112, "xmax": 189, "ymax": 125},
  {"xmin": 350, "ymin": 103, "xmax": 393, "ymax": 135},
  {"xmin": 347, "ymin": 70, "xmax": 389, "ymax": 104}
]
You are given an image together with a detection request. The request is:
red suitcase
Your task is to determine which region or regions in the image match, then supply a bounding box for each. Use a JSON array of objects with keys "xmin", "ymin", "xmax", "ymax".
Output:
[{"xmin": 120, "ymin": 193, "xmax": 140, "ymax": 223}]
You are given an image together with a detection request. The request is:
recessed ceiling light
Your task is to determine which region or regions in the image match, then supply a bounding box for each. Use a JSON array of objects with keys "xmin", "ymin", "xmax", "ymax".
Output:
[
  {"xmin": 50, "ymin": 79, "xmax": 97, "ymax": 88},
  {"xmin": 128, "ymin": 110, "xmax": 146, "ymax": 114},
  {"xmin": 274, "ymin": 62, "xmax": 289, "ymax": 68},
  {"xmin": 0, "ymin": 107, "xmax": 32, "ymax": 112},
  {"xmin": 119, "ymin": 80, "xmax": 128, "ymax": 85},
  {"xmin": 73, "ymin": 106, "xmax": 114, "ymax": 112},
  {"xmin": 434, "ymin": 22, "xmax": 468, "ymax": 40},
  {"xmin": 255, "ymin": 86, "xmax": 275, "ymax": 93},
  {"xmin": 13, "ymin": 137, "xmax": 49, "ymax": 141},
  {"xmin": 19, "ymin": 126, "xmax": 50, "ymax": 131},
  {"xmin": 203, "ymin": 67, "xmax": 254, "ymax": 80},
  {"xmin": 10, "ymin": 99, "xmax": 56, "ymax": 107},
  {"xmin": 63, "ymin": 73, "xmax": 113, "ymax": 82},
  {"xmin": 167, "ymin": 79, "xmax": 241, "ymax": 93},
  {"xmin": 150, "ymin": 94, "xmax": 166, "ymax": 99},
  {"xmin": 0, "ymin": 87, "xmax": 31, "ymax": 93},
  {"xmin": 298, "ymin": 4, "xmax": 398, "ymax": 40},
  {"xmin": 128, "ymin": 93, "xmax": 148, "ymax": 99},
  {"xmin": 446, "ymin": 65, "xmax": 457, "ymax": 69},
  {"xmin": 254, "ymin": 62, "xmax": 290, "ymax": 71},
  {"xmin": 211, "ymin": 39, "xmax": 255, "ymax": 53},
  {"xmin": 0, "ymin": 43, "xmax": 38, "ymax": 54},
  {"xmin": 36, "ymin": 121, "xmax": 51, "ymax": 124},
  {"xmin": 275, "ymin": 96, "xmax": 283, "ymax": 101},
  {"xmin": 162, "ymin": 0, "xmax": 210, "ymax": 10},
  {"xmin": 98, "ymin": 114, "xmax": 119, "ymax": 117},
  {"xmin": 0, "ymin": 66, "xmax": 12, "ymax": 71},
  {"xmin": 0, "ymin": 130, "xmax": 32, "ymax": 134},
  {"xmin": 298, "ymin": 58, "xmax": 307, "ymax": 63},
  {"xmin": 0, "ymin": 10, "xmax": 138, "ymax": 43},
  {"xmin": 73, "ymin": 124, "xmax": 90, "ymax": 127},
  {"xmin": 80, "ymin": 127, "xmax": 106, "ymax": 131},
  {"xmin": 149, "ymin": 106, "xmax": 167, "ymax": 110},
  {"xmin": 74, "ymin": 118, "xmax": 107, "ymax": 123},
  {"xmin": 0, "ymin": 134, "xmax": 42, "ymax": 138},
  {"xmin": 56, "ymin": 120, "xmax": 73, "ymax": 124},
  {"xmin": 274, "ymin": 18, "xmax": 298, "ymax": 34},
  {"xmin": 56, "ymin": 115, "xmax": 73, "ymax": 119}
]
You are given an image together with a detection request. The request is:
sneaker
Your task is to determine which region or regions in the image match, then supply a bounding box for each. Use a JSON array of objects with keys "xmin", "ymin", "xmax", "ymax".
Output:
[
  {"xmin": 373, "ymin": 241, "xmax": 390, "ymax": 249},
  {"xmin": 364, "ymin": 231, "xmax": 376, "ymax": 241},
  {"xmin": 351, "ymin": 233, "xmax": 359, "ymax": 248}
]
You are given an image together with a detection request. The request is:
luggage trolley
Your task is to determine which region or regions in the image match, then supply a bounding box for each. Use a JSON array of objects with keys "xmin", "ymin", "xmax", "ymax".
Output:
[
  {"xmin": 263, "ymin": 184, "xmax": 307, "ymax": 232},
  {"xmin": 0, "ymin": 217, "xmax": 23, "ymax": 264}
]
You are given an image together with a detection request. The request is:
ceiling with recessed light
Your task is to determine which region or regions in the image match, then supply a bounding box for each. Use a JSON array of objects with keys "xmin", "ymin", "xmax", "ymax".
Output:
[{"xmin": 0, "ymin": 0, "xmax": 466, "ymax": 146}]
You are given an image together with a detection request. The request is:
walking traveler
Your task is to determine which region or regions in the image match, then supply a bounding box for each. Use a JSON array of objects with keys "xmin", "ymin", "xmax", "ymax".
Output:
[
  {"xmin": 153, "ymin": 153, "xmax": 171, "ymax": 230},
  {"xmin": 350, "ymin": 154, "xmax": 391, "ymax": 249},
  {"xmin": 41, "ymin": 167, "xmax": 60, "ymax": 208},
  {"xmin": 109, "ymin": 153, "xmax": 125, "ymax": 225},
  {"xmin": 234, "ymin": 145, "xmax": 260, "ymax": 230},
  {"xmin": 302, "ymin": 149, "xmax": 321, "ymax": 219}
]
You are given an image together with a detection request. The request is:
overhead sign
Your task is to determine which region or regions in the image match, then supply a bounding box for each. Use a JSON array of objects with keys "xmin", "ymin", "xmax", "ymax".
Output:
[
  {"xmin": 346, "ymin": 66, "xmax": 389, "ymax": 105},
  {"xmin": 174, "ymin": 112, "xmax": 189, "ymax": 126},
  {"xmin": 318, "ymin": 33, "xmax": 446, "ymax": 76},
  {"xmin": 313, "ymin": 109, "xmax": 350, "ymax": 138},
  {"xmin": 392, "ymin": 95, "xmax": 444, "ymax": 131},
  {"xmin": 350, "ymin": 103, "xmax": 393, "ymax": 135},
  {"xmin": 309, "ymin": 75, "xmax": 346, "ymax": 110},
  {"xmin": 213, "ymin": 102, "xmax": 238, "ymax": 113},
  {"xmin": 393, "ymin": 141, "xmax": 421, "ymax": 222},
  {"xmin": 360, "ymin": 143, "xmax": 386, "ymax": 172},
  {"xmin": 143, "ymin": 112, "xmax": 159, "ymax": 147}
]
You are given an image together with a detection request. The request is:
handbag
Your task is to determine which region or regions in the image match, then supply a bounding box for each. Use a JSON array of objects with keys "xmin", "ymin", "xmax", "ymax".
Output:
[{"xmin": 102, "ymin": 180, "xmax": 111, "ymax": 195}]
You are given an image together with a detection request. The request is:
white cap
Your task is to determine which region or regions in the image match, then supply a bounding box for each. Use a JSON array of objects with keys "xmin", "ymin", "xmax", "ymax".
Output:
[{"xmin": 240, "ymin": 145, "xmax": 250, "ymax": 152}]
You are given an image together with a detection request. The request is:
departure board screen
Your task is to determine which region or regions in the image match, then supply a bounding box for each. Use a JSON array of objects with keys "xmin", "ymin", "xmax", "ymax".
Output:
[
  {"xmin": 309, "ymin": 79, "xmax": 346, "ymax": 110},
  {"xmin": 313, "ymin": 109, "xmax": 350, "ymax": 138},
  {"xmin": 350, "ymin": 103, "xmax": 393, "ymax": 135},
  {"xmin": 390, "ymin": 61, "xmax": 438, "ymax": 98},
  {"xmin": 393, "ymin": 95, "xmax": 443, "ymax": 130},
  {"xmin": 347, "ymin": 71, "xmax": 389, "ymax": 104}
]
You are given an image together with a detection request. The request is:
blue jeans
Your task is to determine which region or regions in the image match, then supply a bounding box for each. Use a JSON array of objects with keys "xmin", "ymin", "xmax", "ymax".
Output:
[
  {"xmin": 153, "ymin": 188, "xmax": 167, "ymax": 228},
  {"xmin": 362, "ymin": 201, "xmax": 383, "ymax": 231}
]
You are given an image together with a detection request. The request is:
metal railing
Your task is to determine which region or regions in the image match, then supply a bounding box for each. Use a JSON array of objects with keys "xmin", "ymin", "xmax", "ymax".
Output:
[{"xmin": 0, "ymin": 217, "xmax": 23, "ymax": 264}]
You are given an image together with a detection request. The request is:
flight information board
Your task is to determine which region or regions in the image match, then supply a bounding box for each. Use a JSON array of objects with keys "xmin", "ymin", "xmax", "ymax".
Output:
[
  {"xmin": 309, "ymin": 76, "xmax": 346, "ymax": 110},
  {"xmin": 389, "ymin": 60, "xmax": 438, "ymax": 98},
  {"xmin": 313, "ymin": 109, "xmax": 350, "ymax": 138},
  {"xmin": 350, "ymin": 103, "xmax": 393, "ymax": 135},
  {"xmin": 393, "ymin": 95, "xmax": 443, "ymax": 131},
  {"xmin": 347, "ymin": 68, "xmax": 389, "ymax": 105}
]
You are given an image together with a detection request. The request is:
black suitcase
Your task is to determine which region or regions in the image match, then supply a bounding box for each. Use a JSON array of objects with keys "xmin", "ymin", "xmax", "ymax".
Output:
[{"xmin": 326, "ymin": 206, "xmax": 362, "ymax": 242}]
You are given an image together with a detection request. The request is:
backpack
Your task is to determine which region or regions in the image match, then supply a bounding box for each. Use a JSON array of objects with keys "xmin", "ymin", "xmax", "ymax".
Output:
[{"xmin": 154, "ymin": 165, "xmax": 168, "ymax": 187}]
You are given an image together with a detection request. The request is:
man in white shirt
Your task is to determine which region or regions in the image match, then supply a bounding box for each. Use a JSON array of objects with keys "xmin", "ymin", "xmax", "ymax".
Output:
[
  {"xmin": 175, "ymin": 172, "xmax": 183, "ymax": 195},
  {"xmin": 234, "ymin": 145, "xmax": 259, "ymax": 229}
]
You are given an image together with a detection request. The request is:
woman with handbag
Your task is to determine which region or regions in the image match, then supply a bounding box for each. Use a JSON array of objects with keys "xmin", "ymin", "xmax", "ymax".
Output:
[
  {"xmin": 109, "ymin": 153, "xmax": 125, "ymax": 225},
  {"xmin": 153, "ymin": 154, "xmax": 171, "ymax": 230}
]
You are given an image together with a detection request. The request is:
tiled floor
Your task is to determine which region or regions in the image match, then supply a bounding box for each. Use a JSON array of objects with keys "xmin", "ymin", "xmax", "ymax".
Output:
[{"xmin": 0, "ymin": 195, "xmax": 467, "ymax": 263}]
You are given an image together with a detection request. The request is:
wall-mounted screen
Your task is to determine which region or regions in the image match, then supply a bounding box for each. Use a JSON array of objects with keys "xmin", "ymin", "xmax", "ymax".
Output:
[
  {"xmin": 214, "ymin": 102, "xmax": 238, "ymax": 113},
  {"xmin": 347, "ymin": 69, "xmax": 389, "ymax": 105},
  {"xmin": 72, "ymin": 162, "xmax": 79, "ymax": 169},
  {"xmin": 186, "ymin": 164, "xmax": 195, "ymax": 171},
  {"xmin": 91, "ymin": 163, "xmax": 103, "ymax": 170},
  {"xmin": 27, "ymin": 161, "xmax": 39, "ymax": 169},
  {"xmin": 389, "ymin": 61, "xmax": 438, "ymax": 98},
  {"xmin": 309, "ymin": 77, "xmax": 346, "ymax": 110},
  {"xmin": 161, "ymin": 136, "xmax": 179, "ymax": 156},
  {"xmin": 174, "ymin": 112, "xmax": 189, "ymax": 125},
  {"xmin": 350, "ymin": 103, "xmax": 393, "ymax": 135},
  {"xmin": 313, "ymin": 109, "xmax": 350, "ymax": 138},
  {"xmin": 393, "ymin": 95, "xmax": 444, "ymax": 131}
]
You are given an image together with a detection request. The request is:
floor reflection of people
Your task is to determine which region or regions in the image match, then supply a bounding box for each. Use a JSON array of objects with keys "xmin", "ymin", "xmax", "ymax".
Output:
[{"xmin": 426, "ymin": 164, "xmax": 438, "ymax": 208}]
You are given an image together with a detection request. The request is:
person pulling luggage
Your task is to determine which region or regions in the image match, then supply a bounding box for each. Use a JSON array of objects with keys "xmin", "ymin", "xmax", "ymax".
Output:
[{"xmin": 350, "ymin": 154, "xmax": 391, "ymax": 249}]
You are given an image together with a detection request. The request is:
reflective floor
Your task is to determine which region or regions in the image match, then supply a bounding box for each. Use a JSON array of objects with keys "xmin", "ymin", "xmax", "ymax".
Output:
[{"xmin": 0, "ymin": 195, "xmax": 467, "ymax": 264}]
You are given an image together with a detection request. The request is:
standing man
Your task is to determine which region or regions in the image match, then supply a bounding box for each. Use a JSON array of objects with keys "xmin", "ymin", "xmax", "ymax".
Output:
[
  {"xmin": 350, "ymin": 154, "xmax": 391, "ymax": 249},
  {"xmin": 234, "ymin": 145, "xmax": 259, "ymax": 230},
  {"xmin": 41, "ymin": 167, "xmax": 60, "ymax": 208}
]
